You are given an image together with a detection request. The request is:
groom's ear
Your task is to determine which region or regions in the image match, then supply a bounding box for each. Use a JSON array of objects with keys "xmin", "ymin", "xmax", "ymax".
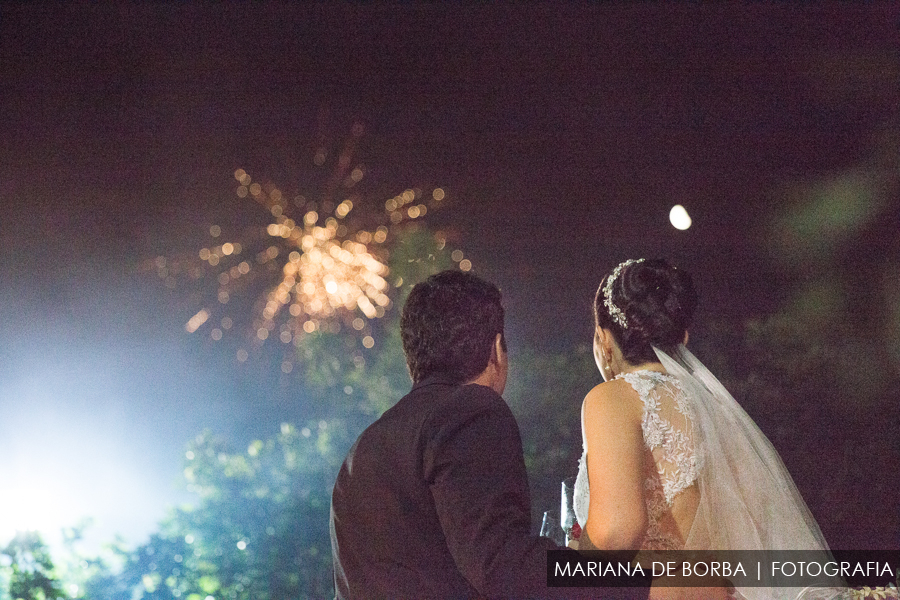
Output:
[
  {"xmin": 683, "ymin": 330, "xmax": 689, "ymax": 346},
  {"xmin": 492, "ymin": 332, "xmax": 509, "ymax": 394},
  {"xmin": 489, "ymin": 333, "xmax": 508, "ymax": 376},
  {"xmin": 492, "ymin": 333, "xmax": 507, "ymax": 366}
]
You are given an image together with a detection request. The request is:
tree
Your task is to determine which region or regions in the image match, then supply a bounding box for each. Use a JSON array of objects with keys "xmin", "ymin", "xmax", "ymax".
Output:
[
  {"xmin": 1, "ymin": 531, "xmax": 64, "ymax": 600},
  {"xmin": 104, "ymin": 420, "xmax": 345, "ymax": 600}
]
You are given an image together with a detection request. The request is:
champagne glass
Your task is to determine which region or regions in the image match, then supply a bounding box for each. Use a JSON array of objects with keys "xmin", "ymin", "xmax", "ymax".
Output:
[
  {"xmin": 561, "ymin": 476, "xmax": 577, "ymax": 545},
  {"xmin": 539, "ymin": 510, "xmax": 564, "ymax": 546}
]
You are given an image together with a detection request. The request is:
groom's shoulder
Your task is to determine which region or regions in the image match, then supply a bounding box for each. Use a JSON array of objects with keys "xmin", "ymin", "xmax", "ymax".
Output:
[
  {"xmin": 395, "ymin": 379, "xmax": 506, "ymax": 411},
  {"xmin": 424, "ymin": 385, "xmax": 519, "ymax": 442},
  {"xmin": 386, "ymin": 381, "xmax": 512, "ymax": 431},
  {"xmin": 438, "ymin": 383, "xmax": 510, "ymax": 417}
]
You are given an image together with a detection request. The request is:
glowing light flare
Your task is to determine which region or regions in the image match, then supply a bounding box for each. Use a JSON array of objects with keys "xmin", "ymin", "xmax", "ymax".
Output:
[
  {"xmin": 334, "ymin": 200, "xmax": 353, "ymax": 219},
  {"xmin": 0, "ymin": 484, "xmax": 78, "ymax": 542},
  {"xmin": 186, "ymin": 309, "xmax": 210, "ymax": 333},
  {"xmin": 357, "ymin": 296, "xmax": 377, "ymax": 318},
  {"xmin": 670, "ymin": 205, "xmax": 692, "ymax": 230}
]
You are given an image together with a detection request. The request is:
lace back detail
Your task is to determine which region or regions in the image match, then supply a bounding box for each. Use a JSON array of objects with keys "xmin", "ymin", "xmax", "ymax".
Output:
[
  {"xmin": 619, "ymin": 370, "xmax": 698, "ymax": 550},
  {"xmin": 620, "ymin": 371, "xmax": 698, "ymax": 504}
]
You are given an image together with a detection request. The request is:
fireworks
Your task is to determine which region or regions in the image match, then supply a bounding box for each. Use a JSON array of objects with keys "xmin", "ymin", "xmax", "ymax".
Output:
[
  {"xmin": 150, "ymin": 136, "xmax": 470, "ymax": 367},
  {"xmin": 241, "ymin": 169, "xmax": 393, "ymax": 344}
]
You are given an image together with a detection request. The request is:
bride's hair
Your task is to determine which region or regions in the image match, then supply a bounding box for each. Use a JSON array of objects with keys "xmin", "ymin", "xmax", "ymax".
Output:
[{"xmin": 594, "ymin": 259, "xmax": 697, "ymax": 365}]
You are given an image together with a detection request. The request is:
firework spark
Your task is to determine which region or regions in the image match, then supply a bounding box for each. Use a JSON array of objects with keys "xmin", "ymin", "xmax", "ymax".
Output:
[
  {"xmin": 150, "ymin": 135, "xmax": 468, "ymax": 367},
  {"xmin": 239, "ymin": 168, "xmax": 394, "ymax": 344}
]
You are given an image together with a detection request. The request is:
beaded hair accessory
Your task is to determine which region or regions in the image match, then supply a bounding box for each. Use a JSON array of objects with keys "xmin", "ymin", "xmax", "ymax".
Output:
[{"xmin": 603, "ymin": 258, "xmax": 644, "ymax": 328}]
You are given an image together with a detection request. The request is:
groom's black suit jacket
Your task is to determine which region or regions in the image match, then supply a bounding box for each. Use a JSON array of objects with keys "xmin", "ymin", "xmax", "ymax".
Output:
[{"xmin": 329, "ymin": 375, "xmax": 646, "ymax": 599}]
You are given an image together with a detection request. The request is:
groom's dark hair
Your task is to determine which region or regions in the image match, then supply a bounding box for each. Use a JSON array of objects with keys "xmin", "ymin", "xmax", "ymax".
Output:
[{"xmin": 400, "ymin": 270, "xmax": 506, "ymax": 384}]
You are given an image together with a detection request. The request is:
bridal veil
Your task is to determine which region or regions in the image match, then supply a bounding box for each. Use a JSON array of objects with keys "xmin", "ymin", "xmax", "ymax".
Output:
[{"xmin": 653, "ymin": 344, "xmax": 844, "ymax": 600}]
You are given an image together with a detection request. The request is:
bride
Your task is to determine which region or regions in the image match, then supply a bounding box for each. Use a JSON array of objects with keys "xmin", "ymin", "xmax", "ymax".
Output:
[{"xmin": 573, "ymin": 258, "xmax": 837, "ymax": 600}]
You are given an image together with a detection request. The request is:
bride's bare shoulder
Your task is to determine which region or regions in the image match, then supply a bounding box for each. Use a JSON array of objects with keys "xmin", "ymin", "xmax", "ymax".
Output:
[
  {"xmin": 582, "ymin": 379, "xmax": 641, "ymax": 417},
  {"xmin": 581, "ymin": 379, "xmax": 644, "ymax": 455}
]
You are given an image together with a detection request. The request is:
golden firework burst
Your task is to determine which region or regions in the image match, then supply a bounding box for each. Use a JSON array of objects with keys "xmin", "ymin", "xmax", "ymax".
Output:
[{"xmin": 149, "ymin": 131, "xmax": 469, "ymax": 368}]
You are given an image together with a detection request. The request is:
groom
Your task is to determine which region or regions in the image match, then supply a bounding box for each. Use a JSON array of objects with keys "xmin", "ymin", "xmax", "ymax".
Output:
[{"xmin": 329, "ymin": 270, "xmax": 645, "ymax": 599}]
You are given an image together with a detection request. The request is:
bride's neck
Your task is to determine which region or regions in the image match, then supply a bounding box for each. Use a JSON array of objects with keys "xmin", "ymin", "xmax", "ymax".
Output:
[{"xmin": 617, "ymin": 360, "xmax": 667, "ymax": 376}]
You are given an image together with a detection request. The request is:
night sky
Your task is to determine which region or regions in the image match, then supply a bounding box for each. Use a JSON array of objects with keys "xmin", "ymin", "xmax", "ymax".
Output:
[{"xmin": 1, "ymin": 4, "xmax": 897, "ymax": 550}]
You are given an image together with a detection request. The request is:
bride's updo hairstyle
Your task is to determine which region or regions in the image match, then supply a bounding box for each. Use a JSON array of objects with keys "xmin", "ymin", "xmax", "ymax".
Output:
[{"xmin": 594, "ymin": 258, "xmax": 698, "ymax": 365}]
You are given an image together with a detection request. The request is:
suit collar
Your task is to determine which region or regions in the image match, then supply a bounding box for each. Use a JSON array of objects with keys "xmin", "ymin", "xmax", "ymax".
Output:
[{"xmin": 411, "ymin": 373, "xmax": 462, "ymax": 391}]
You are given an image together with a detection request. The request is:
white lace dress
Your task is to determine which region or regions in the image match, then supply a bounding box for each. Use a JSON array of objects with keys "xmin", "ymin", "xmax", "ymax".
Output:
[{"xmin": 573, "ymin": 370, "xmax": 699, "ymax": 550}]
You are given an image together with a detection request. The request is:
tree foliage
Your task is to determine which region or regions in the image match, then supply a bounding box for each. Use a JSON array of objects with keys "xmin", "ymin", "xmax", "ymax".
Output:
[
  {"xmin": 101, "ymin": 421, "xmax": 344, "ymax": 600},
  {"xmin": 1, "ymin": 531, "xmax": 64, "ymax": 600}
]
